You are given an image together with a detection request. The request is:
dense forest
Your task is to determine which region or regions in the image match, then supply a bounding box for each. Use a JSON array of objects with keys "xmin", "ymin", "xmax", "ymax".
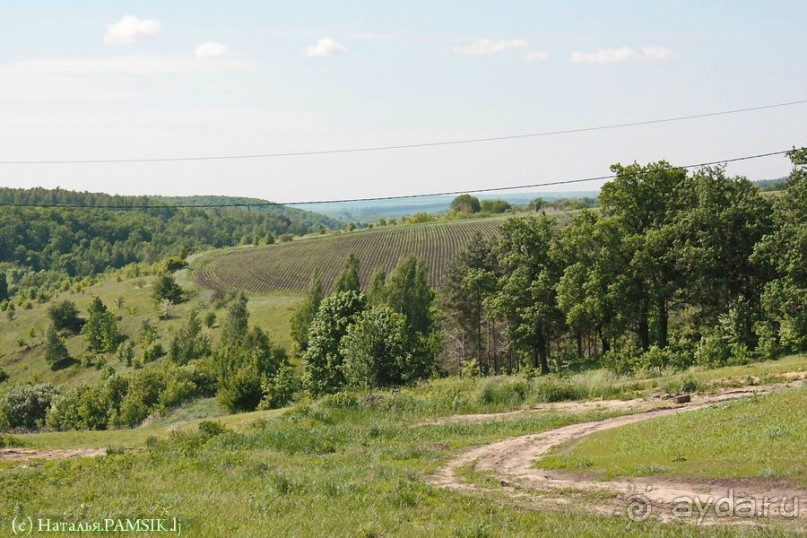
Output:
[
  {"xmin": 0, "ymin": 188, "xmax": 337, "ymax": 300},
  {"xmin": 439, "ymin": 150, "xmax": 806, "ymax": 375}
]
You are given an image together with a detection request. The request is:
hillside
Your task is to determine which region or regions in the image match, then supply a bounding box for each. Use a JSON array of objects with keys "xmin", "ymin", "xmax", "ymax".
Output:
[{"xmin": 193, "ymin": 216, "xmax": 511, "ymax": 293}]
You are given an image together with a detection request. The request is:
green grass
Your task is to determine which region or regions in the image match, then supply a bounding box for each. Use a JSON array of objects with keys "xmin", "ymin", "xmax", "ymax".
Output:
[
  {"xmin": 1, "ymin": 400, "xmax": 791, "ymax": 537},
  {"xmin": 537, "ymin": 385, "xmax": 807, "ymax": 487},
  {"xmin": 3, "ymin": 359, "xmax": 805, "ymax": 536},
  {"xmin": 0, "ymin": 270, "xmax": 300, "ymax": 387}
]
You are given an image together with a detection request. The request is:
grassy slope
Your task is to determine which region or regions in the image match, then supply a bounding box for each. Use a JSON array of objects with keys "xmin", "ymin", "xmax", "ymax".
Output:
[
  {"xmin": 6, "ymin": 363, "xmax": 806, "ymax": 536},
  {"xmin": 0, "ymin": 269, "xmax": 301, "ymax": 388},
  {"xmin": 538, "ymin": 384, "xmax": 807, "ymax": 488}
]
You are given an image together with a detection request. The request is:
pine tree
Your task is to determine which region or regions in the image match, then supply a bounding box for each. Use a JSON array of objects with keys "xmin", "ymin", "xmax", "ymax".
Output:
[
  {"xmin": 333, "ymin": 254, "xmax": 361, "ymax": 293},
  {"xmin": 290, "ymin": 271, "xmax": 324, "ymax": 352},
  {"xmin": 44, "ymin": 324, "xmax": 69, "ymax": 369}
]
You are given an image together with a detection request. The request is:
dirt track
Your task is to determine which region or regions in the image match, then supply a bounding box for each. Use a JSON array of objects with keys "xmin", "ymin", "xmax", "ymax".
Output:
[
  {"xmin": 0, "ymin": 448, "xmax": 106, "ymax": 462},
  {"xmin": 428, "ymin": 381, "xmax": 807, "ymax": 525}
]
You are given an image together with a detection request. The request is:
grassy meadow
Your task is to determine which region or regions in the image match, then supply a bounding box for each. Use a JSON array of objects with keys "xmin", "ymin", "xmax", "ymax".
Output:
[
  {"xmin": 537, "ymin": 385, "xmax": 807, "ymax": 487},
  {"xmin": 1, "ymin": 357, "xmax": 805, "ymax": 536}
]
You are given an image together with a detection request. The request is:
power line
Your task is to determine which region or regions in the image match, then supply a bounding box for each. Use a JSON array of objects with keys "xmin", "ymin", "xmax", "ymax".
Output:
[
  {"xmin": 0, "ymin": 148, "xmax": 796, "ymax": 209},
  {"xmin": 1, "ymin": 99, "xmax": 806, "ymax": 165}
]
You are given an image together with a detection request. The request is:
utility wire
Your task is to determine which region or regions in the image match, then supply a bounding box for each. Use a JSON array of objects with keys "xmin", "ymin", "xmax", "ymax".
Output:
[
  {"xmin": 1, "ymin": 99, "xmax": 806, "ymax": 165},
  {"xmin": 0, "ymin": 148, "xmax": 797, "ymax": 209}
]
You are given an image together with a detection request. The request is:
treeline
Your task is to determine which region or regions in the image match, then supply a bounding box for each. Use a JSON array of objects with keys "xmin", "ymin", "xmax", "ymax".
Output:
[
  {"xmin": 441, "ymin": 151, "xmax": 806, "ymax": 375},
  {"xmin": 0, "ymin": 187, "xmax": 337, "ymax": 300}
]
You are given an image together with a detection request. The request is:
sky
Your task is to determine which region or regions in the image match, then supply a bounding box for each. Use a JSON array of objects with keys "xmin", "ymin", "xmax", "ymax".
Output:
[{"xmin": 1, "ymin": 1, "xmax": 806, "ymax": 203}]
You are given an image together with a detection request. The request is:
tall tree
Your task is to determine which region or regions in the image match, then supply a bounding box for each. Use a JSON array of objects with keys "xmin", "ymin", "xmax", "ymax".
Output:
[
  {"xmin": 81, "ymin": 297, "xmax": 122, "ymax": 354},
  {"xmin": 303, "ymin": 291, "xmax": 367, "ymax": 396},
  {"xmin": 333, "ymin": 253, "xmax": 361, "ymax": 293},
  {"xmin": 599, "ymin": 161, "xmax": 689, "ymax": 350},
  {"xmin": 220, "ymin": 292, "xmax": 249, "ymax": 349},
  {"xmin": 366, "ymin": 266, "xmax": 388, "ymax": 306},
  {"xmin": 44, "ymin": 324, "xmax": 69, "ymax": 369},
  {"xmin": 753, "ymin": 148, "xmax": 807, "ymax": 352},
  {"xmin": 441, "ymin": 233, "xmax": 498, "ymax": 371},
  {"xmin": 450, "ymin": 194, "xmax": 481, "ymax": 214},
  {"xmin": 290, "ymin": 270, "xmax": 325, "ymax": 352},
  {"xmin": 490, "ymin": 215, "xmax": 561, "ymax": 374},
  {"xmin": 340, "ymin": 306, "xmax": 416, "ymax": 389}
]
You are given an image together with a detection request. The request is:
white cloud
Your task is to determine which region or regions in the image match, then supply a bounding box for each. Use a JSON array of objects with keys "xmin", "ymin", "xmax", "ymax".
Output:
[
  {"xmin": 453, "ymin": 38, "xmax": 528, "ymax": 56},
  {"xmin": 569, "ymin": 46, "xmax": 677, "ymax": 64},
  {"xmin": 104, "ymin": 15, "xmax": 161, "ymax": 45},
  {"xmin": 569, "ymin": 46, "xmax": 638, "ymax": 64},
  {"xmin": 196, "ymin": 42, "xmax": 229, "ymax": 59},
  {"xmin": 524, "ymin": 51, "xmax": 549, "ymax": 62},
  {"xmin": 642, "ymin": 46, "xmax": 677, "ymax": 60},
  {"xmin": 305, "ymin": 37, "xmax": 346, "ymax": 57}
]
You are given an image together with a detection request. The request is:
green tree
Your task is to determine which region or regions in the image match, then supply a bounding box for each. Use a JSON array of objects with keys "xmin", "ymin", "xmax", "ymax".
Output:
[
  {"xmin": 169, "ymin": 310, "xmax": 211, "ymax": 364},
  {"xmin": 599, "ymin": 161, "xmax": 689, "ymax": 350},
  {"xmin": 333, "ymin": 254, "xmax": 361, "ymax": 293},
  {"xmin": 385, "ymin": 256, "xmax": 435, "ymax": 340},
  {"xmin": 303, "ymin": 291, "xmax": 367, "ymax": 396},
  {"xmin": 220, "ymin": 292, "xmax": 250, "ymax": 348},
  {"xmin": 290, "ymin": 271, "xmax": 324, "ymax": 352},
  {"xmin": 441, "ymin": 233, "xmax": 498, "ymax": 372},
  {"xmin": 366, "ymin": 266, "xmax": 388, "ymax": 306},
  {"xmin": 217, "ymin": 326, "xmax": 288, "ymax": 412},
  {"xmin": 0, "ymin": 273, "xmax": 8, "ymax": 302},
  {"xmin": 479, "ymin": 199, "xmax": 511, "ymax": 214},
  {"xmin": 44, "ymin": 324, "xmax": 69, "ymax": 369},
  {"xmin": 490, "ymin": 215, "xmax": 561, "ymax": 374},
  {"xmin": 340, "ymin": 306, "xmax": 417, "ymax": 388},
  {"xmin": 152, "ymin": 273, "xmax": 184, "ymax": 305},
  {"xmin": 81, "ymin": 297, "xmax": 123, "ymax": 354},
  {"xmin": 450, "ymin": 194, "xmax": 481, "ymax": 214},
  {"xmin": 673, "ymin": 167, "xmax": 772, "ymax": 347},
  {"xmin": 48, "ymin": 300, "xmax": 83, "ymax": 334},
  {"xmin": 753, "ymin": 148, "xmax": 807, "ymax": 352}
]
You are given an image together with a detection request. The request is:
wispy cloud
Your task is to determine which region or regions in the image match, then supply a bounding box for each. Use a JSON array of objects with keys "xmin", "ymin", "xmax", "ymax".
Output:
[
  {"xmin": 453, "ymin": 38, "xmax": 528, "ymax": 56},
  {"xmin": 569, "ymin": 46, "xmax": 677, "ymax": 64},
  {"xmin": 196, "ymin": 42, "xmax": 229, "ymax": 59},
  {"xmin": 305, "ymin": 37, "xmax": 346, "ymax": 57},
  {"xmin": 104, "ymin": 15, "xmax": 161, "ymax": 45},
  {"xmin": 524, "ymin": 51, "xmax": 549, "ymax": 62}
]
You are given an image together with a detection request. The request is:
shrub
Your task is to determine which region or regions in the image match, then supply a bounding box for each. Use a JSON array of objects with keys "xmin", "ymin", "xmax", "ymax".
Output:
[
  {"xmin": 477, "ymin": 378, "xmax": 530, "ymax": 406},
  {"xmin": 534, "ymin": 378, "xmax": 580, "ymax": 403},
  {"xmin": 48, "ymin": 300, "xmax": 83, "ymax": 334},
  {"xmin": 0, "ymin": 384, "xmax": 59, "ymax": 431},
  {"xmin": 260, "ymin": 365, "xmax": 301, "ymax": 409},
  {"xmin": 152, "ymin": 273, "xmax": 185, "ymax": 305}
]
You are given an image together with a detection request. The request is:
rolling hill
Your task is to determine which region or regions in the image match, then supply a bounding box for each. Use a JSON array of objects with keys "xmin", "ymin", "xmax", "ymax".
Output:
[{"xmin": 192, "ymin": 216, "xmax": 509, "ymax": 294}]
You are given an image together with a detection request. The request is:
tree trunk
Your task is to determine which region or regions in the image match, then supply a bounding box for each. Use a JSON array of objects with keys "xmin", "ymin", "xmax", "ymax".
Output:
[
  {"xmin": 576, "ymin": 331, "xmax": 583, "ymax": 358},
  {"xmin": 638, "ymin": 299, "xmax": 650, "ymax": 351},
  {"xmin": 656, "ymin": 297, "xmax": 668, "ymax": 348},
  {"xmin": 540, "ymin": 338, "xmax": 549, "ymax": 375}
]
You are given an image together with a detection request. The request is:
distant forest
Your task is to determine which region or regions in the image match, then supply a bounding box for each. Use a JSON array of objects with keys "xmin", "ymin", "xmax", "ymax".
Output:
[{"xmin": 0, "ymin": 188, "xmax": 337, "ymax": 299}]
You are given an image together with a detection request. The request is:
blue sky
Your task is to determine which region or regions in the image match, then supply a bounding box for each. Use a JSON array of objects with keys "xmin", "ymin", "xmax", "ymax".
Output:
[{"xmin": 1, "ymin": 1, "xmax": 805, "ymax": 202}]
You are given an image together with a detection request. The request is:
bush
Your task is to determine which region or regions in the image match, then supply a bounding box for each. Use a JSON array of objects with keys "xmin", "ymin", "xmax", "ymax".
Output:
[
  {"xmin": 260, "ymin": 365, "xmax": 301, "ymax": 409},
  {"xmin": 0, "ymin": 369, "xmax": 9, "ymax": 384},
  {"xmin": 601, "ymin": 347, "xmax": 643, "ymax": 375},
  {"xmin": 217, "ymin": 365, "xmax": 262, "ymax": 412},
  {"xmin": 0, "ymin": 384, "xmax": 59, "ymax": 431},
  {"xmin": 534, "ymin": 378, "xmax": 580, "ymax": 403},
  {"xmin": 48, "ymin": 300, "xmax": 83, "ymax": 334},
  {"xmin": 477, "ymin": 378, "xmax": 530, "ymax": 406}
]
